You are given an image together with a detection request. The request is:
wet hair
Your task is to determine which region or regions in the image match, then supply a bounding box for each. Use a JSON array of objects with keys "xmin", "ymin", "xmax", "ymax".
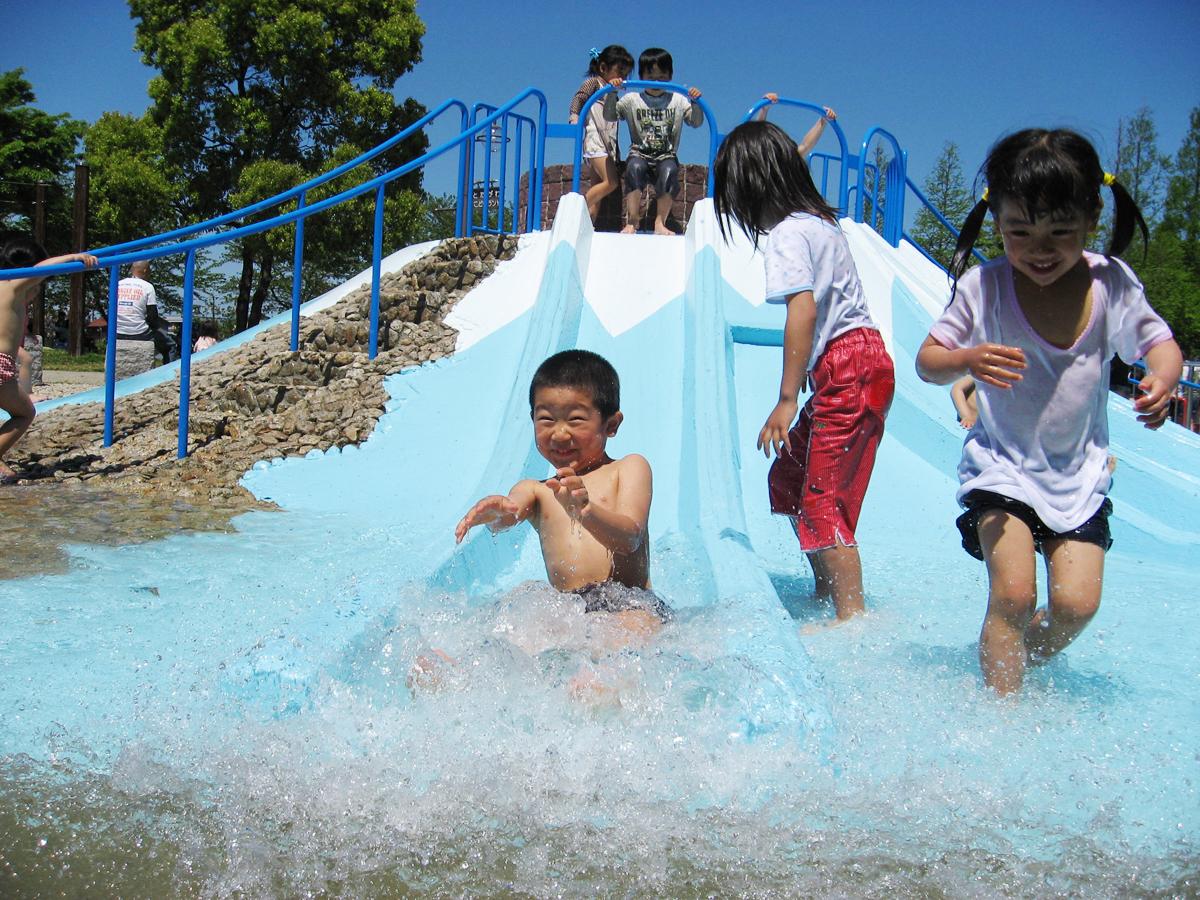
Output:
[
  {"xmin": 0, "ymin": 233, "xmax": 48, "ymax": 269},
  {"xmin": 586, "ymin": 44, "xmax": 633, "ymax": 77},
  {"xmin": 713, "ymin": 121, "xmax": 838, "ymax": 247},
  {"xmin": 195, "ymin": 320, "xmax": 219, "ymax": 339},
  {"xmin": 949, "ymin": 128, "xmax": 1148, "ymax": 285},
  {"xmin": 638, "ymin": 47, "xmax": 673, "ymax": 79},
  {"xmin": 529, "ymin": 349, "xmax": 620, "ymax": 419}
]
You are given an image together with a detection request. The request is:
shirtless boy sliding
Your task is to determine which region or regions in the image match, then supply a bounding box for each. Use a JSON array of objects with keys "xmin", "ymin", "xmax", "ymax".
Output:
[
  {"xmin": 454, "ymin": 349, "xmax": 666, "ymax": 636},
  {"xmin": 0, "ymin": 236, "xmax": 98, "ymax": 484}
]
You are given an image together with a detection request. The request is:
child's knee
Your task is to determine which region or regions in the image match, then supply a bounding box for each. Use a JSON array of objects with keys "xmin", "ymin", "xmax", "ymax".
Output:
[
  {"xmin": 986, "ymin": 583, "xmax": 1037, "ymax": 623},
  {"xmin": 1049, "ymin": 590, "xmax": 1100, "ymax": 625}
]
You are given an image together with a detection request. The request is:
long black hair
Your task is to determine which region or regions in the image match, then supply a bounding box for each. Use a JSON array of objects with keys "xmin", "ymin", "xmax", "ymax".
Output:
[
  {"xmin": 586, "ymin": 44, "xmax": 633, "ymax": 77},
  {"xmin": 949, "ymin": 128, "xmax": 1148, "ymax": 285},
  {"xmin": 713, "ymin": 120, "xmax": 838, "ymax": 248}
]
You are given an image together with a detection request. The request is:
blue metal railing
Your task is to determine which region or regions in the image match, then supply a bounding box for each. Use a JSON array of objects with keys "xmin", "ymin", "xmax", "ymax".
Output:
[
  {"xmin": 901, "ymin": 177, "xmax": 989, "ymax": 271},
  {"xmin": 3, "ymin": 83, "xmax": 979, "ymax": 464},
  {"xmin": 467, "ymin": 104, "xmax": 538, "ymax": 234},
  {"xmin": 4, "ymin": 89, "xmax": 550, "ymax": 459},
  {"xmin": 569, "ymin": 81, "xmax": 720, "ymax": 196},
  {"xmin": 855, "ymin": 127, "xmax": 908, "ymax": 246}
]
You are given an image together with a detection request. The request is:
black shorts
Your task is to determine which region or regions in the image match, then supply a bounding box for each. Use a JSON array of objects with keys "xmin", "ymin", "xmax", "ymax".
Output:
[
  {"xmin": 623, "ymin": 154, "xmax": 680, "ymax": 198},
  {"xmin": 573, "ymin": 582, "xmax": 672, "ymax": 623},
  {"xmin": 955, "ymin": 489, "xmax": 1113, "ymax": 561}
]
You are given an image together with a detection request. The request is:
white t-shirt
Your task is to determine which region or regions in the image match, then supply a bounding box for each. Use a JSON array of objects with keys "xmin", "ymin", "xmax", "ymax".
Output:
[
  {"xmin": 763, "ymin": 212, "xmax": 878, "ymax": 371},
  {"xmin": 930, "ymin": 251, "xmax": 1173, "ymax": 532},
  {"xmin": 116, "ymin": 276, "xmax": 156, "ymax": 336}
]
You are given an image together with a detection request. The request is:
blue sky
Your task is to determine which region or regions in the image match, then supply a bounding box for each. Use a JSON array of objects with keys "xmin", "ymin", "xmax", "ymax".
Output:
[{"xmin": 7, "ymin": 0, "xmax": 1200, "ymax": 210}]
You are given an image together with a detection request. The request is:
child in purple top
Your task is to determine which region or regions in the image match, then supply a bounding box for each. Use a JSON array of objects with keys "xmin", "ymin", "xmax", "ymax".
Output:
[{"xmin": 916, "ymin": 129, "xmax": 1182, "ymax": 695}]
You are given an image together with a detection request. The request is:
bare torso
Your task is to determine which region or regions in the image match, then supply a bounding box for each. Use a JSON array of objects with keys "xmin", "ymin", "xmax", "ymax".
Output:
[{"xmin": 527, "ymin": 459, "xmax": 650, "ymax": 592}]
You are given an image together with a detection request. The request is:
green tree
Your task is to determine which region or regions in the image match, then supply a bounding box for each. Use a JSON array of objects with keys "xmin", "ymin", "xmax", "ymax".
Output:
[
  {"xmin": 1113, "ymin": 107, "xmax": 1168, "ymax": 221},
  {"xmin": 0, "ymin": 68, "xmax": 82, "ymax": 244},
  {"xmin": 911, "ymin": 142, "xmax": 973, "ymax": 270},
  {"xmin": 130, "ymin": 0, "xmax": 429, "ymax": 332},
  {"xmin": 1141, "ymin": 106, "xmax": 1200, "ymax": 358},
  {"xmin": 82, "ymin": 111, "xmax": 189, "ymax": 312}
]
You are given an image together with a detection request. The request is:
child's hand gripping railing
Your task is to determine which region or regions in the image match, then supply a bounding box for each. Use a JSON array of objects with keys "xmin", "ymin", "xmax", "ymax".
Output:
[
  {"xmin": 741, "ymin": 96, "xmax": 851, "ymax": 216},
  {"xmin": 568, "ymin": 81, "xmax": 720, "ymax": 196}
]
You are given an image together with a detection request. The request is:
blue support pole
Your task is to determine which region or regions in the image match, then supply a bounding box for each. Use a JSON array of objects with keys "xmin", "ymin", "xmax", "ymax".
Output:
[
  {"xmin": 369, "ymin": 183, "xmax": 385, "ymax": 359},
  {"xmin": 514, "ymin": 120, "xmax": 525, "ymax": 232},
  {"xmin": 290, "ymin": 191, "xmax": 307, "ymax": 351},
  {"xmin": 498, "ymin": 113, "xmax": 509, "ymax": 232},
  {"xmin": 177, "ymin": 250, "xmax": 196, "ymax": 459},
  {"xmin": 456, "ymin": 106, "xmax": 469, "ymax": 238},
  {"xmin": 102, "ymin": 266, "xmax": 119, "ymax": 447}
]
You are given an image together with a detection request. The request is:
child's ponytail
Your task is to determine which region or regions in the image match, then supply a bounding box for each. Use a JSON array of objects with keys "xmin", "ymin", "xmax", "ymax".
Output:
[
  {"xmin": 949, "ymin": 194, "xmax": 991, "ymax": 284},
  {"xmin": 1104, "ymin": 173, "xmax": 1149, "ymax": 260}
]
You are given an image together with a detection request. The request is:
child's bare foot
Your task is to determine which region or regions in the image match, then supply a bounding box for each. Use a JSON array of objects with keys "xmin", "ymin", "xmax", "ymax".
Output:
[
  {"xmin": 620, "ymin": 224, "xmax": 637, "ymax": 234},
  {"xmin": 653, "ymin": 223, "xmax": 675, "ymax": 236},
  {"xmin": 406, "ymin": 648, "xmax": 457, "ymax": 693},
  {"xmin": 0, "ymin": 462, "xmax": 20, "ymax": 486}
]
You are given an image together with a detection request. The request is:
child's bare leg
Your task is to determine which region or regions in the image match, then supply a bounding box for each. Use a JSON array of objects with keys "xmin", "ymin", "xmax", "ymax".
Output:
[
  {"xmin": 977, "ymin": 511, "xmax": 1038, "ymax": 695},
  {"xmin": 584, "ymin": 157, "xmax": 617, "ymax": 221},
  {"xmin": 652, "ymin": 193, "xmax": 675, "ymax": 235},
  {"xmin": 0, "ymin": 381, "xmax": 35, "ymax": 480},
  {"xmin": 807, "ymin": 551, "xmax": 833, "ymax": 601},
  {"xmin": 622, "ymin": 190, "xmax": 641, "ymax": 234},
  {"xmin": 1026, "ymin": 539, "xmax": 1104, "ymax": 662},
  {"xmin": 813, "ymin": 544, "xmax": 865, "ymax": 620}
]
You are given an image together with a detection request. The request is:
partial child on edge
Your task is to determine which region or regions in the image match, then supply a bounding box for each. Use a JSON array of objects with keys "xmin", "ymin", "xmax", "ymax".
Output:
[
  {"xmin": 568, "ymin": 44, "xmax": 634, "ymax": 224},
  {"xmin": 454, "ymin": 349, "xmax": 667, "ymax": 639},
  {"xmin": 603, "ymin": 47, "xmax": 703, "ymax": 235},
  {"xmin": 915, "ymin": 128, "xmax": 1183, "ymax": 696},
  {"xmin": 0, "ymin": 235, "xmax": 98, "ymax": 485},
  {"xmin": 713, "ymin": 121, "xmax": 896, "ymax": 625}
]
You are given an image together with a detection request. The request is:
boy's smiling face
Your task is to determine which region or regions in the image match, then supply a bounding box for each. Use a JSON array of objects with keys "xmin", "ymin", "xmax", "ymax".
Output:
[{"xmin": 531, "ymin": 385, "xmax": 622, "ymax": 474}]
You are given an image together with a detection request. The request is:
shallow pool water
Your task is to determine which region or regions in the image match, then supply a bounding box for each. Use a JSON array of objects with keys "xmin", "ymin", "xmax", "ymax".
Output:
[{"xmin": 1, "ymin": 494, "xmax": 1196, "ymax": 897}]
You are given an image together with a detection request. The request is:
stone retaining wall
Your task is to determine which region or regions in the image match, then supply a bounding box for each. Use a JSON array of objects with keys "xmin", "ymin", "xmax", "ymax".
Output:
[{"xmin": 10, "ymin": 235, "xmax": 520, "ymax": 508}]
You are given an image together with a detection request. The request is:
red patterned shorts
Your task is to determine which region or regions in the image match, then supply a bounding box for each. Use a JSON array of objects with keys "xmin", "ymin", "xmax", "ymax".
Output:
[
  {"xmin": 768, "ymin": 328, "xmax": 895, "ymax": 551},
  {"xmin": 0, "ymin": 351, "xmax": 17, "ymax": 386}
]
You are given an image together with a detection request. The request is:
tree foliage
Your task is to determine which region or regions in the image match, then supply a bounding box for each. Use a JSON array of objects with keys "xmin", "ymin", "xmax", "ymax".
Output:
[
  {"xmin": 0, "ymin": 68, "xmax": 82, "ymax": 247},
  {"xmin": 130, "ymin": 0, "xmax": 430, "ymax": 331},
  {"xmin": 911, "ymin": 142, "xmax": 972, "ymax": 270}
]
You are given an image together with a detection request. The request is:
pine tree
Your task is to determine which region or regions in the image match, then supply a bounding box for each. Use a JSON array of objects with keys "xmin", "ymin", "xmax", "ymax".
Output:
[{"xmin": 911, "ymin": 142, "xmax": 972, "ymax": 269}]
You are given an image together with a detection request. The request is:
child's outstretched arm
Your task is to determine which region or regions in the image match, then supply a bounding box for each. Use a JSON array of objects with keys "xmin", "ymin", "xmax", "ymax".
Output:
[
  {"xmin": 759, "ymin": 290, "xmax": 816, "ymax": 457},
  {"xmin": 1133, "ymin": 338, "xmax": 1184, "ymax": 429},
  {"xmin": 602, "ymin": 77, "xmax": 624, "ymax": 121},
  {"xmin": 546, "ymin": 456, "xmax": 651, "ymax": 554},
  {"xmin": 796, "ymin": 108, "xmax": 836, "ymax": 156},
  {"xmin": 753, "ymin": 93, "xmax": 779, "ymax": 122},
  {"xmin": 4, "ymin": 252, "xmax": 99, "ymax": 297},
  {"xmin": 916, "ymin": 335, "xmax": 1026, "ymax": 388},
  {"xmin": 454, "ymin": 480, "xmax": 537, "ymax": 543}
]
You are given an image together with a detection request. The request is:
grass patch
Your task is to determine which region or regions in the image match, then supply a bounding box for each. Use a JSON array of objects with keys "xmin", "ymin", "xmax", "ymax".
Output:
[{"xmin": 42, "ymin": 347, "xmax": 108, "ymax": 372}]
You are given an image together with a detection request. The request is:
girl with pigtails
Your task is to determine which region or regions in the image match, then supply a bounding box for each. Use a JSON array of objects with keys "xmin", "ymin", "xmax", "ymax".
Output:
[
  {"xmin": 916, "ymin": 128, "xmax": 1183, "ymax": 696},
  {"xmin": 568, "ymin": 45, "xmax": 633, "ymax": 223}
]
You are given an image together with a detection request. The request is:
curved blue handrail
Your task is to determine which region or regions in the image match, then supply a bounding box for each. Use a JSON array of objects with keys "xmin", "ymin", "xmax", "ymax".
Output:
[
  {"xmin": 570, "ymin": 81, "xmax": 720, "ymax": 196},
  {"xmin": 855, "ymin": 126, "xmax": 908, "ymax": 245},
  {"xmin": 741, "ymin": 98, "xmax": 850, "ymax": 215}
]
